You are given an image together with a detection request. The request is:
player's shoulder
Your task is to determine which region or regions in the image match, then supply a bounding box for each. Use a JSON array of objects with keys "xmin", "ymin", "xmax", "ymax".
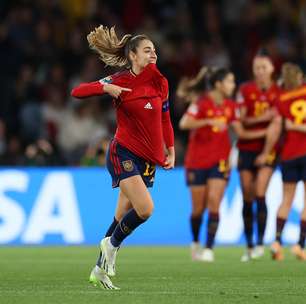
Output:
[
  {"xmin": 279, "ymin": 84, "xmax": 306, "ymax": 102},
  {"xmin": 186, "ymin": 94, "xmax": 207, "ymax": 115},
  {"xmin": 196, "ymin": 94, "xmax": 211, "ymax": 107},
  {"xmin": 269, "ymin": 82, "xmax": 282, "ymax": 95},
  {"xmin": 239, "ymin": 81, "xmax": 256, "ymax": 93},
  {"xmin": 100, "ymin": 70, "xmax": 131, "ymax": 84}
]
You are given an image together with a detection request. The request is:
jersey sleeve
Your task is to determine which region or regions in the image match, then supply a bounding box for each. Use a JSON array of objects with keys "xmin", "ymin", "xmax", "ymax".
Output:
[
  {"xmin": 186, "ymin": 99, "xmax": 206, "ymax": 119},
  {"xmin": 71, "ymin": 73, "xmax": 123, "ymax": 99},
  {"xmin": 71, "ymin": 81, "xmax": 105, "ymax": 98}
]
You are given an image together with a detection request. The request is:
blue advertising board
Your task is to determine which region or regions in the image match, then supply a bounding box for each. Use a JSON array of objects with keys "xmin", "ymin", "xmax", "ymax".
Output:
[{"xmin": 0, "ymin": 168, "xmax": 303, "ymax": 245}]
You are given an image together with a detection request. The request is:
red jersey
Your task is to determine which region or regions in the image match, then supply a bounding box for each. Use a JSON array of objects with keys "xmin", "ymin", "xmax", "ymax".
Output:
[
  {"xmin": 184, "ymin": 96, "xmax": 238, "ymax": 169},
  {"xmin": 237, "ymin": 81, "xmax": 280, "ymax": 152},
  {"xmin": 71, "ymin": 64, "xmax": 174, "ymax": 166},
  {"xmin": 276, "ymin": 85, "xmax": 306, "ymax": 161}
]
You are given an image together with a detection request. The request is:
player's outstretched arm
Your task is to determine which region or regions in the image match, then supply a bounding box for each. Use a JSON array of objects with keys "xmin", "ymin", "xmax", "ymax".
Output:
[
  {"xmin": 71, "ymin": 81, "xmax": 131, "ymax": 99},
  {"xmin": 255, "ymin": 116, "xmax": 282, "ymax": 166},
  {"xmin": 179, "ymin": 114, "xmax": 216, "ymax": 130}
]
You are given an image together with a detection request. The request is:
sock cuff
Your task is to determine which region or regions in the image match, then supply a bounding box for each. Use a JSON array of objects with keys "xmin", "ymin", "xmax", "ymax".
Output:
[
  {"xmin": 256, "ymin": 196, "xmax": 266, "ymax": 204},
  {"xmin": 277, "ymin": 217, "xmax": 286, "ymax": 224},
  {"xmin": 300, "ymin": 220, "xmax": 306, "ymax": 229},
  {"xmin": 190, "ymin": 215, "xmax": 202, "ymax": 221},
  {"xmin": 209, "ymin": 212, "xmax": 219, "ymax": 220}
]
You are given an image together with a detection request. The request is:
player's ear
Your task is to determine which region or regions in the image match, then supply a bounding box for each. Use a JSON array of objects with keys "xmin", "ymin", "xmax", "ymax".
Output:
[{"xmin": 129, "ymin": 50, "xmax": 137, "ymax": 62}]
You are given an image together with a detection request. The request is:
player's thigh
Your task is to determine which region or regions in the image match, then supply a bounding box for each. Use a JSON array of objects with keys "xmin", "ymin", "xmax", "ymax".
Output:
[
  {"xmin": 115, "ymin": 190, "xmax": 133, "ymax": 221},
  {"xmin": 190, "ymin": 185, "xmax": 207, "ymax": 215},
  {"xmin": 119, "ymin": 175, "xmax": 154, "ymax": 219},
  {"xmin": 207, "ymin": 178, "xmax": 227, "ymax": 212},
  {"xmin": 239, "ymin": 170, "xmax": 255, "ymax": 201},
  {"xmin": 255, "ymin": 166, "xmax": 274, "ymax": 197}
]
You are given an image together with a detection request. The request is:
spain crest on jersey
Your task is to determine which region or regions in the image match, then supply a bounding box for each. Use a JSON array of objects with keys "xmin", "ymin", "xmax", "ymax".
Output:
[{"xmin": 122, "ymin": 160, "xmax": 134, "ymax": 172}]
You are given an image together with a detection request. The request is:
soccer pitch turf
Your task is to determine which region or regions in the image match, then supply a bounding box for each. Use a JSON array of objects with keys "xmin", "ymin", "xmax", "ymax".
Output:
[{"xmin": 1, "ymin": 246, "xmax": 305, "ymax": 304}]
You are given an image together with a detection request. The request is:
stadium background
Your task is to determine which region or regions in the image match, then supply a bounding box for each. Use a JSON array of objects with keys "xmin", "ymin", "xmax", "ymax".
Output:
[{"xmin": 0, "ymin": 0, "xmax": 305, "ymax": 246}]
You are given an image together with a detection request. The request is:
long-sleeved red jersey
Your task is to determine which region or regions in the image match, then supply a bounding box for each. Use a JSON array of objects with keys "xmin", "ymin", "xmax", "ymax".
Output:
[
  {"xmin": 71, "ymin": 63, "xmax": 174, "ymax": 166},
  {"xmin": 184, "ymin": 95, "xmax": 238, "ymax": 169},
  {"xmin": 236, "ymin": 81, "xmax": 280, "ymax": 152}
]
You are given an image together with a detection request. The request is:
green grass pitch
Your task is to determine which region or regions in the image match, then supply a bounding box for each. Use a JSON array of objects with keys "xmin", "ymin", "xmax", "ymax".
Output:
[{"xmin": 1, "ymin": 246, "xmax": 305, "ymax": 304}]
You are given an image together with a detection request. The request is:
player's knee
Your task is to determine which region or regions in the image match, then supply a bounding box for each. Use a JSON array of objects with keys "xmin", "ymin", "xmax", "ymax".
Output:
[
  {"xmin": 242, "ymin": 192, "xmax": 254, "ymax": 202},
  {"xmin": 138, "ymin": 205, "xmax": 154, "ymax": 219},
  {"xmin": 207, "ymin": 200, "xmax": 220, "ymax": 213},
  {"xmin": 208, "ymin": 205, "xmax": 219, "ymax": 214},
  {"xmin": 192, "ymin": 208, "xmax": 204, "ymax": 217}
]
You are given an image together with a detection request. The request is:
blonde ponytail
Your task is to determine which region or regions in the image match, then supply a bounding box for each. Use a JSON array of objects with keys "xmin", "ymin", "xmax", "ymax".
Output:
[
  {"xmin": 176, "ymin": 66, "xmax": 209, "ymax": 102},
  {"xmin": 87, "ymin": 25, "xmax": 132, "ymax": 67}
]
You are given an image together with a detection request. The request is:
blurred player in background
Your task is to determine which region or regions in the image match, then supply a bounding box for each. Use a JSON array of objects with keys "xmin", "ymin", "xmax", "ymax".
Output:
[
  {"xmin": 179, "ymin": 67, "xmax": 267, "ymax": 262},
  {"xmin": 72, "ymin": 25, "xmax": 175, "ymax": 288},
  {"xmin": 256, "ymin": 63, "xmax": 306, "ymax": 261},
  {"xmin": 237, "ymin": 50, "xmax": 281, "ymax": 262}
]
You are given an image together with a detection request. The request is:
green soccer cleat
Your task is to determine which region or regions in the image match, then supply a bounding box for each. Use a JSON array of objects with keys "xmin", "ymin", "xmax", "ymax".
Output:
[{"xmin": 89, "ymin": 266, "xmax": 120, "ymax": 290}]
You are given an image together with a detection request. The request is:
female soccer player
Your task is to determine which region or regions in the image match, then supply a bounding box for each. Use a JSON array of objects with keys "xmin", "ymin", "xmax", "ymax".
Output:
[
  {"xmin": 179, "ymin": 67, "xmax": 267, "ymax": 262},
  {"xmin": 71, "ymin": 25, "xmax": 175, "ymax": 288},
  {"xmin": 256, "ymin": 63, "xmax": 306, "ymax": 261},
  {"xmin": 237, "ymin": 50, "xmax": 280, "ymax": 262}
]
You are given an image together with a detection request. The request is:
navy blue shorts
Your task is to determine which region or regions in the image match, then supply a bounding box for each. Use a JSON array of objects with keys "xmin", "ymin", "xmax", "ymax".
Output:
[
  {"xmin": 238, "ymin": 150, "xmax": 277, "ymax": 172},
  {"xmin": 106, "ymin": 139, "xmax": 156, "ymax": 188},
  {"xmin": 186, "ymin": 160, "xmax": 230, "ymax": 186},
  {"xmin": 281, "ymin": 155, "xmax": 306, "ymax": 183}
]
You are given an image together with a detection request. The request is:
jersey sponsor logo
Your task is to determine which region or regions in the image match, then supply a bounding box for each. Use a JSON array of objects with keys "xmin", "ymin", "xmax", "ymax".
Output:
[
  {"xmin": 122, "ymin": 160, "xmax": 134, "ymax": 172},
  {"xmin": 144, "ymin": 102, "xmax": 153, "ymax": 109}
]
